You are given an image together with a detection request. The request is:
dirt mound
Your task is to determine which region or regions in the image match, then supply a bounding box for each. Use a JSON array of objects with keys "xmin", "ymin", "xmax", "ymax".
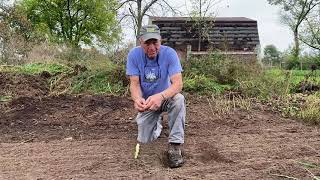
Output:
[{"xmin": 0, "ymin": 72, "xmax": 49, "ymax": 98}]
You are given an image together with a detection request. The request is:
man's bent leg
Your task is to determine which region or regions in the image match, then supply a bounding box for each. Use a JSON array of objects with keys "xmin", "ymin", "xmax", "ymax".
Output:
[
  {"xmin": 165, "ymin": 93, "xmax": 186, "ymax": 168},
  {"xmin": 136, "ymin": 110, "xmax": 162, "ymax": 144},
  {"xmin": 167, "ymin": 93, "xmax": 186, "ymax": 144}
]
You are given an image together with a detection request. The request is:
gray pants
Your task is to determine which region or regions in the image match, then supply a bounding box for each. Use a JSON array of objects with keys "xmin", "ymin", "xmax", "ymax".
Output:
[{"xmin": 136, "ymin": 93, "xmax": 186, "ymax": 144}]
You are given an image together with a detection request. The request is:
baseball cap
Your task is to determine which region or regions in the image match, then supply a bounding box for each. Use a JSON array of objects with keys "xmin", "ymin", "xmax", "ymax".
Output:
[{"xmin": 139, "ymin": 25, "xmax": 161, "ymax": 41}]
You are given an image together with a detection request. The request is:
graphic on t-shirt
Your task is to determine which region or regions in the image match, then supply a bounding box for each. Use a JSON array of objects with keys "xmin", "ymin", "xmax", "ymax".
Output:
[{"xmin": 144, "ymin": 67, "xmax": 159, "ymax": 82}]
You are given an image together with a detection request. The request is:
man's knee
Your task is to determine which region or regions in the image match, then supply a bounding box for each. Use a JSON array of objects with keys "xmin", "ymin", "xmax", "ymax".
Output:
[
  {"xmin": 137, "ymin": 136, "xmax": 150, "ymax": 144},
  {"xmin": 172, "ymin": 93, "xmax": 185, "ymax": 106}
]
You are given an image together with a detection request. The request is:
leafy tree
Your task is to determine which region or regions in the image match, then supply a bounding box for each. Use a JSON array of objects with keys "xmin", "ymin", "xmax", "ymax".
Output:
[
  {"xmin": 267, "ymin": 0, "xmax": 320, "ymax": 65},
  {"xmin": 18, "ymin": 0, "xmax": 120, "ymax": 48},
  {"xmin": 281, "ymin": 46, "xmax": 308, "ymax": 69},
  {"xmin": 263, "ymin": 44, "xmax": 281, "ymax": 66},
  {"xmin": 0, "ymin": 2, "xmax": 34, "ymax": 64},
  {"xmin": 299, "ymin": 52, "xmax": 320, "ymax": 69}
]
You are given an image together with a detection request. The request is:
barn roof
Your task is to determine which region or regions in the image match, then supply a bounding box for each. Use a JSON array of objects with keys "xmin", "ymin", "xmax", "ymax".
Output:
[{"xmin": 150, "ymin": 16, "xmax": 257, "ymax": 23}]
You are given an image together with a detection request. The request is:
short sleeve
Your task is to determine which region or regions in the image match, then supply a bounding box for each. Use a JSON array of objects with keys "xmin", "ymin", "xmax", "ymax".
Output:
[
  {"xmin": 126, "ymin": 49, "xmax": 140, "ymax": 76},
  {"xmin": 167, "ymin": 48, "xmax": 183, "ymax": 77}
]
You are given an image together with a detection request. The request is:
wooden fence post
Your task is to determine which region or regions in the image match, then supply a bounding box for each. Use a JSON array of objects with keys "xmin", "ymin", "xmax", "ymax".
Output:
[{"xmin": 186, "ymin": 45, "xmax": 192, "ymax": 61}]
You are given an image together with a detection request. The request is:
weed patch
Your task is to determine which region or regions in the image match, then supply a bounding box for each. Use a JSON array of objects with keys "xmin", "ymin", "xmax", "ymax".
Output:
[
  {"xmin": 183, "ymin": 73, "xmax": 232, "ymax": 94},
  {"xmin": 298, "ymin": 95, "xmax": 320, "ymax": 124},
  {"xmin": 71, "ymin": 70, "xmax": 126, "ymax": 95}
]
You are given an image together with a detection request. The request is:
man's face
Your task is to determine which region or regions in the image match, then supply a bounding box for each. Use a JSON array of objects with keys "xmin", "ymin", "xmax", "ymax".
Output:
[{"xmin": 140, "ymin": 38, "xmax": 161, "ymax": 59}]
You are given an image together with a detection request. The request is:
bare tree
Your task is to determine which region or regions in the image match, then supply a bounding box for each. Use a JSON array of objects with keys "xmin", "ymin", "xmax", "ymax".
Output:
[
  {"xmin": 268, "ymin": 0, "xmax": 320, "ymax": 68},
  {"xmin": 186, "ymin": 0, "xmax": 221, "ymax": 51},
  {"xmin": 117, "ymin": 0, "xmax": 181, "ymax": 45},
  {"xmin": 299, "ymin": 4, "xmax": 320, "ymax": 50}
]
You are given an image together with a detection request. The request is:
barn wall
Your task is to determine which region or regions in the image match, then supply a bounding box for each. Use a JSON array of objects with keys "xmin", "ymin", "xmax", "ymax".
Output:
[{"xmin": 150, "ymin": 17, "xmax": 260, "ymax": 54}]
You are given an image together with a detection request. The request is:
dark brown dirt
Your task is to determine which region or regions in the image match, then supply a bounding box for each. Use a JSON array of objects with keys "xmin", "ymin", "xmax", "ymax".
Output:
[
  {"xmin": 0, "ymin": 72, "xmax": 49, "ymax": 98},
  {"xmin": 0, "ymin": 73, "xmax": 319, "ymax": 180}
]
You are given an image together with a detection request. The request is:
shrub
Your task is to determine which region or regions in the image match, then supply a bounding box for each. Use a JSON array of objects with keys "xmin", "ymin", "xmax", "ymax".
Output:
[
  {"xmin": 183, "ymin": 51, "xmax": 261, "ymax": 85},
  {"xmin": 183, "ymin": 73, "xmax": 232, "ymax": 94},
  {"xmin": 237, "ymin": 69, "xmax": 293, "ymax": 100},
  {"xmin": 71, "ymin": 71, "xmax": 124, "ymax": 94},
  {"xmin": 298, "ymin": 94, "xmax": 320, "ymax": 124},
  {"xmin": 71, "ymin": 64, "xmax": 127, "ymax": 95},
  {"xmin": 107, "ymin": 43, "xmax": 134, "ymax": 65}
]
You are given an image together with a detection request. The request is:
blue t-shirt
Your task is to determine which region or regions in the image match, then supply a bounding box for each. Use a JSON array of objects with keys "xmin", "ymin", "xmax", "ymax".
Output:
[{"xmin": 126, "ymin": 45, "xmax": 182, "ymax": 99}]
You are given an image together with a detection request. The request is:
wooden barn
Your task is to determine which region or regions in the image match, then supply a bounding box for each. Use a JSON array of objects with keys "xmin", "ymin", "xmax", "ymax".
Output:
[{"xmin": 149, "ymin": 16, "xmax": 260, "ymax": 60}]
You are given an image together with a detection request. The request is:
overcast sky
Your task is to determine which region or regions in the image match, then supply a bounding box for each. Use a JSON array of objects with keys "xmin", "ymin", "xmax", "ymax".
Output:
[
  {"xmin": 122, "ymin": 0, "xmax": 293, "ymax": 52},
  {"xmin": 215, "ymin": 0, "xmax": 292, "ymax": 51},
  {"xmin": 5, "ymin": 0, "xmax": 292, "ymax": 52},
  {"xmin": 140, "ymin": 0, "xmax": 292, "ymax": 51}
]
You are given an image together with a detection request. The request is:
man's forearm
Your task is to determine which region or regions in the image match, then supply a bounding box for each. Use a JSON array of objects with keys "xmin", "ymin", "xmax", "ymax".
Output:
[
  {"xmin": 130, "ymin": 82, "xmax": 143, "ymax": 101},
  {"xmin": 160, "ymin": 73, "xmax": 183, "ymax": 100},
  {"xmin": 161, "ymin": 82, "xmax": 182, "ymax": 100}
]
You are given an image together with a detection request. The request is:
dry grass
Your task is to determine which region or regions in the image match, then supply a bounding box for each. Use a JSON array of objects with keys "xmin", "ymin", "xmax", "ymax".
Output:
[
  {"xmin": 207, "ymin": 93, "xmax": 252, "ymax": 116},
  {"xmin": 298, "ymin": 94, "xmax": 320, "ymax": 124}
]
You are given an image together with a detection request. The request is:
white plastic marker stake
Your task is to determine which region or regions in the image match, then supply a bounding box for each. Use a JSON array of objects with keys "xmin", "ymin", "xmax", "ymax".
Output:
[{"xmin": 134, "ymin": 143, "xmax": 140, "ymax": 159}]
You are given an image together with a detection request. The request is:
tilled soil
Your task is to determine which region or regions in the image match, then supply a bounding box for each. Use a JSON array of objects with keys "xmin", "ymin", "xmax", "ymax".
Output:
[{"xmin": 0, "ymin": 73, "xmax": 319, "ymax": 180}]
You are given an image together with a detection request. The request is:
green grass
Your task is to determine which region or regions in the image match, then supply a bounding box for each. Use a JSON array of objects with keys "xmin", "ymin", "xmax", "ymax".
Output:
[
  {"xmin": 71, "ymin": 71, "xmax": 125, "ymax": 95},
  {"xmin": 183, "ymin": 74, "xmax": 233, "ymax": 95},
  {"xmin": 0, "ymin": 63, "xmax": 72, "ymax": 75},
  {"xmin": 18, "ymin": 63, "xmax": 72, "ymax": 74},
  {"xmin": 0, "ymin": 96, "xmax": 12, "ymax": 102},
  {"xmin": 297, "ymin": 161, "xmax": 320, "ymax": 180},
  {"xmin": 298, "ymin": 161, "xmax": 320, "ymax": 169},
  {"xmin": 291, "ymin": 69, "xmax": 320, "ymax": 76},
  {"xmin": 267, "ymin": 69, "xmax": 320, "ymax": 86},
  {"xmin": 236, "ymin": 68, "xmax": 320, "ymax": 123},
  {"xmin": 1, "ymin": 62, "xmax": 127, "ymax": 95},
  {"xmin": 263, "ymin": 69, "xmax": 320, "ymax": 95},
  {"xmin": 238, "ymin": 70, "xmax": 292, "ymax": 100},
  {"xmin": 1, "ymin": 62, "xmax": 320, "ymax": 123}
]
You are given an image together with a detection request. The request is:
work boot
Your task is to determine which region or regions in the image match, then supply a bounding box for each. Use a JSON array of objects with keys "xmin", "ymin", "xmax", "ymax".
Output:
[{"xmin": 167, "ymin": 143, "xmax": 184, "ymax": 168}]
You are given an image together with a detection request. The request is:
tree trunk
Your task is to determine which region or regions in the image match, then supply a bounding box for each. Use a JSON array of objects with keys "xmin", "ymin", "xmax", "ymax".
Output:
[
  {"xmin": 293, "ymin": 28, "xmax": 301, "ymax": 69},
  {"xmin": 135, "ymin": 0, "xmax": 142, "ymax": 46},
  {"xmin": 136, "ymin": 17, "xmax": 142, "ymax": 46},
  {"xmin": 198, "ymin": 36, "xmax": 201, "ymax": 52},
  {"xmin": 198, "ymin": 0, "xmax": 202, "ymax": 52}
]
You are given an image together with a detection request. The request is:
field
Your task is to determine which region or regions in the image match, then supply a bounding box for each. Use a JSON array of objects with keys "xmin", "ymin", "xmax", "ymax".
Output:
[
  {"xmin": 0, "ymin": 70, "xmax": 320, "ymax": 179},
  {"xmin": 1, "ymin": 0, "xmax": 320, "ymax": 179},
  {"xmin": 267, "ymin": 69, "xmax": 320, "ymax": 87}
]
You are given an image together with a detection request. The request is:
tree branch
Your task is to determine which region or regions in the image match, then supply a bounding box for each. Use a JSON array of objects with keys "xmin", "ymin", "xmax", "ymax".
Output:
[
  {"xmin": 142, "ymin": 0, "xmax": 158, "ymax": 16},
  {"xmin": 117, "ymin": 0, "xmax": 136, "ymax": 10}
]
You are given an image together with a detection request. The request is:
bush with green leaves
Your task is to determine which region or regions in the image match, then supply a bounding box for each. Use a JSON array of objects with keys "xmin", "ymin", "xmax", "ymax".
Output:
[
  {"xmin": 71, "ymin": 63, "xmax": 128, "ymax": 95},
  {"xmin": 238, "ymin": 69, "xmax": 293, "ymax": 100},
  {"xmin": 183, "ymin": 73, "xmax": 232, "ymax": 94},
  {"xmin": 238, "ymin": 68, "xmax": 320, "ymax": 100},
  {"xmin": 182, "ymin": 51, "xmax": 261, "ymax": 95},
  {"xmin": 184, "ymin": 51, "xmax": 260, "ymax": 85},
  {"xmin": 281, "ymin": 50, "xmax": 320, "ymax": 70},
  {"xmin": 71, "ymin": 70, "xmax": 125, "ymax": 95}
]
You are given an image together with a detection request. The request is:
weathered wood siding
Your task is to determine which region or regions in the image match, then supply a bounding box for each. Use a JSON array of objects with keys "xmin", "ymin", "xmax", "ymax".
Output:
[{"xmin": 150, "ymin": 16, "xmax": 260, "ymax": 54}]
